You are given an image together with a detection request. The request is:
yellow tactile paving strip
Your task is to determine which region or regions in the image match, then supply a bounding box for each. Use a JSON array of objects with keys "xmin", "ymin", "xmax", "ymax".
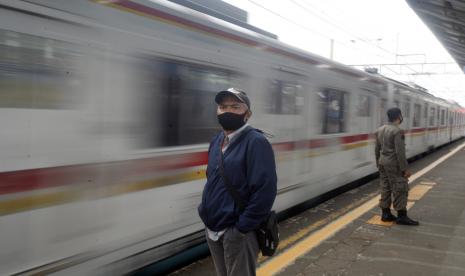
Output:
[{"xmin": 366, "ymin": 215, "xmax": 395, "ymax": 226}]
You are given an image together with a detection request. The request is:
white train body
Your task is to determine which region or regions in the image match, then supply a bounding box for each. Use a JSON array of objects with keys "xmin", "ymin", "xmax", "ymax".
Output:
[{"xmin": 0, "ymin": 0, "xmax": 464, "ymax": 274}]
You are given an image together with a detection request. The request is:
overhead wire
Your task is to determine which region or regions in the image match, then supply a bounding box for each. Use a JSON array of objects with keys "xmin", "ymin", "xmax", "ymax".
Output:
[
  {"xmin": 290, "ymin": 0, "xmax": 397, "ymax": 59},
  {"xmin": 294, "ymin": 0, "xmax": 457, "ymax": 95},
  {"xmin": 246, "ymin": 0, "xmax": 392, "ymax": 62},
  {"xmin": 294, "ymin": 1, "xmax": 451, "ymax": 90},
  {"xmin": 247, "ymin": 0, "xmax": 456, "ymax": 99},
  {"xmin": 247, "ymin": 0, "xmax": 332, "ymax": 41}
]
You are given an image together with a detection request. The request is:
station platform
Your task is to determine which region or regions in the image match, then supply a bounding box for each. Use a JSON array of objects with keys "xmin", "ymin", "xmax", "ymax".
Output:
[{"xmin": 171, "ymin": 140, "xmax": 465, "ymax": 276}]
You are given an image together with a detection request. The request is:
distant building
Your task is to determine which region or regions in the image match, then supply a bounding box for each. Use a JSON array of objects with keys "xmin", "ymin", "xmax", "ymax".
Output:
[{"xmin": 167, "ymin": 0, "xmax": 278, "ymax": 39}]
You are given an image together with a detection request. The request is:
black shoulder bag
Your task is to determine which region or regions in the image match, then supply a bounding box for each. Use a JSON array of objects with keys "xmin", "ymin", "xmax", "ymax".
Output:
[{"xmin": 218, "ymin": 131, "xmax": 279, "ymax": 257}]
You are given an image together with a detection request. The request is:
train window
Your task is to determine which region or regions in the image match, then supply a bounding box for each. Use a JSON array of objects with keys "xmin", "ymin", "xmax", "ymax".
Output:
[
  {"xmin": 357, "ymin": 95, "xmax": 371, "ymax": 117},
  {"xmin": 429, "ymin": 107, "xmax": 435, "ymax": 126},
  {"xmin": 0, "ymin": 29, "xmax": 82, "ymax": 109},
  {"xmin": 394, "ymin": 100, "xmax": 400, "ymax": 108},
  {"xmin": 441, "ymin": 110, "xmax": 445, "ymax": 125},
  {"xmin": 413, "ymin": 104, "xmax": 421, "ymax": 127},
  {"xmin": 267, "ymin": 81, "xmax": 303, "ymax": 114},
  {"xmin": 424, "ymin": 104, "xmax": 428, "ymax": 119},
  {"xmin": 437, "ymin": 107, "xmax": 440, "ymax": 121},
  {"xmin": 144, "ymin": 60, "xmax": 239, "ymax": 147},
  {"xmin": 320, "ymin": 88, "xmax": 347, "ymax": 134}
]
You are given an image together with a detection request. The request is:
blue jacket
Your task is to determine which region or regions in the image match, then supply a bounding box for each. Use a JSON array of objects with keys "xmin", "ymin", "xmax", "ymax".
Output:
[{"xmin": 198, "ymin": 127, "xmax": 277, "ymax": 233}]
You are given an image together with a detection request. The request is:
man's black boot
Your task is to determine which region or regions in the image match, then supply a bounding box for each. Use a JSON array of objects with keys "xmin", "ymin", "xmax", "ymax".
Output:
[
  {"xmin": 381, "ymin": 208, "xmax": 396, "ymax": 222},
  {"xmin": 396, "ymin": 210, "xmax": 419, "ymax": 226}
]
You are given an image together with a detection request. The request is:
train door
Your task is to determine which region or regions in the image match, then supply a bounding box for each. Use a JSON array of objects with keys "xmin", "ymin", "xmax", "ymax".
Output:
[
  {"xmin": 379, "ymin": 98, "xmax": 387, "ymax": 126},
  {"xmin": 429, "ymin": 106, "xmax": 435, "ymax": 145},
  {"xmin": 315, "ymin": 86, "xmax": 351, "ymax": 183},
  {"xmin": 402, "ymin": 100, "xmax": 411, "ymax": 130},
  {"xmin": 266, "ymin": 69, "xmax": 306, "ymax": 177},
  {"xmin": 428, "ymin": 105, "xmax": 436, "ymax": 147},
  {"xmin": 402, "ymin": 99, "xmax": 413, "ymax": 155},
  {"xmin": 423, "ymin": 103, "xmax": 429, "ymax": 145},
  {"xmin": 436, "ymin": 105, "xmax": 441, "ymax": 145},
  {"xmin": 449, "ymin": 110, "xmax": 453, "ymax": 142},
  {"xmin": 412, "ymin": 103, "xmax": 423, "ymax": 153},
  {"xmin": 355, "ymin": 89, "xmax": 374, "ymax": 165}
]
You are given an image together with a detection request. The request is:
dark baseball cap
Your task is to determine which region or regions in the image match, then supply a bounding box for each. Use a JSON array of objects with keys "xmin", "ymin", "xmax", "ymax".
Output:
[{"xmin": 215, "ymin": 88, "xmax": 251, "ymax": 109}]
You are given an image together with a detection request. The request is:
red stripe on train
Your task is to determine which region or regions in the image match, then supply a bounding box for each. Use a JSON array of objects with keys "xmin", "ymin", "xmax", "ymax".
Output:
[
  {"xmin": 405, "ymin": 128, "xmax": 426, "ymax": 134},
  {"xmin": 340, "ymin": 134, "xmax": 371, "ymax": 144},
  {"xmin": 1, "ymin": 125, "xmax": 461, "ymax": 196},
  {"xmin": 0, "ymin": 133, "xmax": 372, "ymax": 195},
  {"xmin": 0, "ymin": 151, "xmax": 208, "ymax": 196}
]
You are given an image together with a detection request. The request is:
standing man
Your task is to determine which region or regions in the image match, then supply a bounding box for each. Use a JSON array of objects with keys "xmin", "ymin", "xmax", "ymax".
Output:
[
  {"xmin": 198, "ymin": 88, "xmax": 277, "ymax": 276},
  {"xmin": 375, "ymin": 107, "xmax": 419, "ymax": 225}
]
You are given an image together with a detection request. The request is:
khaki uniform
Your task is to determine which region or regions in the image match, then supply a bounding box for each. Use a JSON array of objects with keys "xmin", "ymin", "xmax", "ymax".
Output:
[{"xmin": 375, "ymin": 123, "xmax": 409, "ymax": 211}]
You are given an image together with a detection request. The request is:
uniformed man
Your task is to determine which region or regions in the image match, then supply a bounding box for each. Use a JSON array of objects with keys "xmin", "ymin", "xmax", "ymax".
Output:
[{"xmin": 375, "ymin": 107, "xmax": 419, "ymax": 225}]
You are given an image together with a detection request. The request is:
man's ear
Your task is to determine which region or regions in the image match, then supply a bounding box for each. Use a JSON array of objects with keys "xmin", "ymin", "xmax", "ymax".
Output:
[{"xmin": 246, "ymin": 110, "xmax": 252, "ymax": 121}]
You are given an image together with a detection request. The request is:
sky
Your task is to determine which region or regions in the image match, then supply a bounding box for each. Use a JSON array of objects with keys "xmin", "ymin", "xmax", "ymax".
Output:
[{"xmin": 222, "ymin": 0, "xmax": 465, "ymax": 105}]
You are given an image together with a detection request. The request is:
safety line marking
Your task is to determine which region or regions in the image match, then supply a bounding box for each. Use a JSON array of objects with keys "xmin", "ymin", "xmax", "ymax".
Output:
[
  {"xmin": 258, "ymin": 191, "xmax": 378, "ymax": 263},
  {"xmin": 408, "ymin": 184, "xmax": 432, "ymax": 201},
  {"xmin": 257, "ymin": 141, "xmax": 465, "ymax": 276},
  {"xmin": 419, "ymin": 181, "xmax": 437, "ymax": 186}
]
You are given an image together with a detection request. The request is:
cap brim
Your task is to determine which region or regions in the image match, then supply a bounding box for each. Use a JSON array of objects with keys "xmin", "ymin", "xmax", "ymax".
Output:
[{"xmin": 215, "ymin": 90, "xmax": 245, "ymax": 104}]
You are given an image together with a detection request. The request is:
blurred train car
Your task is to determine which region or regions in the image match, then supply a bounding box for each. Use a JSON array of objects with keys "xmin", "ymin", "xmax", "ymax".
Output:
[{"xmin": 0, "ymin": 0, "xmax": 464, "ymax": 274}]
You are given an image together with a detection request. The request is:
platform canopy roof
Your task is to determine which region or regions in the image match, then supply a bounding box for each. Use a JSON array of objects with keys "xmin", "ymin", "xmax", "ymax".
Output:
[{"xmin": 407, "ymin": 0, "xmax": 465, "ymax": 73}]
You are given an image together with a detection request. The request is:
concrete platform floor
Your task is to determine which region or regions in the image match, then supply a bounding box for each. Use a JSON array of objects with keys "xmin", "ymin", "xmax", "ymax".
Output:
[{"xmin": 171, "ymin": 140, "xmax": 465, "ymax": 276}]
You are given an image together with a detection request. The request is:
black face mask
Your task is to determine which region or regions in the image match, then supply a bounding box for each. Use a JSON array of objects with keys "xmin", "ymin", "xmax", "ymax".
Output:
[{"xmin": 218, "ymin": 112, "xmax": 247, "ymax": 131}]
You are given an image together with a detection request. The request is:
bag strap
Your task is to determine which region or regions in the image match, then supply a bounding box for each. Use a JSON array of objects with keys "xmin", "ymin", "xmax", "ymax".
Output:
[{"xmin": 218, "ymin": 126, "xmax": 255, "ymax": 213}]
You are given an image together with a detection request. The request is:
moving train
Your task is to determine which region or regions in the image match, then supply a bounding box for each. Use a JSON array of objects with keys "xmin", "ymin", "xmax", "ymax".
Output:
[{"xmin": 0, "ymin": 0, "xmax": 464, "ymax": 274}]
